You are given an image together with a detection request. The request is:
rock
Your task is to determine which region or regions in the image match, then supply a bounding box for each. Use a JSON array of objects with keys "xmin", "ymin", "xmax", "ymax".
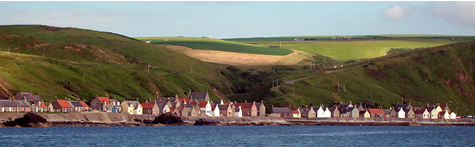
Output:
[
  {"xmin": 3, "ymin": 112, "xmax": 50, "ymax": 127},
  {"xmin": 152, "ymin": 113, "xmax": 183, "ymax": 124}
]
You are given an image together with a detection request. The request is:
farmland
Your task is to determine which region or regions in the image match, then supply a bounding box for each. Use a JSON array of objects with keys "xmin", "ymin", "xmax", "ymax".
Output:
[
  {"xmin": 144, "ymin": 37, "xmax": 293, "ymax": 55},
  {"xmin": 225, "ymin": 36, "xmax": 462, "ymax": 60}
]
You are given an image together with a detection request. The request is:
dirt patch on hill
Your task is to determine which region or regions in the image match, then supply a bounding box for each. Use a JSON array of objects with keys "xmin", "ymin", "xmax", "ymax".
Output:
[
  {"xmin": 0, "ymin": 76, "xmax": 14, "ymax": 98},
  {"xmin": 166, "ymin": 45, "xmax": 311, "ymax": 66}
]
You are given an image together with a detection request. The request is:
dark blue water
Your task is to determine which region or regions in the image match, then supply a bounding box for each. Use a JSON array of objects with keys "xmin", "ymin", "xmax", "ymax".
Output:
[{"xmin": 1, "ymin": 126, "xmax": 474, "ymax": 146}]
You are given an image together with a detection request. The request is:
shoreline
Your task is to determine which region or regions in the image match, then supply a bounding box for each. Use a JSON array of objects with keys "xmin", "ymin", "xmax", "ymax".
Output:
[{"xmin": 1, "ymin": 112, "xmax": 474, "ymax": 127}]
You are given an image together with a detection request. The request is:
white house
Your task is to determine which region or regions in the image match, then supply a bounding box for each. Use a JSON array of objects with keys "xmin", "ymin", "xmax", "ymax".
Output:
[
  {"xmin": 213, "ymin": 104, "xmax": 220, "ymax": 116},
  {"xmin": 398, "ymin": 108, "xmax": 405, "ymax": 118},
  {"xmin": 430, "ymin": 108, "xmax": 440, "ymax": 119},
  {"xmin": 235, "ymin": 106, "xmax": 242, "ymax": 117},
  {"xmin": 450, "ymin": 112, "xmax": 457, "ymax": 119},
  {"xmin": 205, "ymin": 101, "xmax": 213, "ymax": 116},
  {"xmin": 316, "ymin": 107, "xmax": 325, "ymax": 118},
  {"xmin": 121, "ymin": 100, "xmax": 143, "ymax": 115},
  {"xmin": 324, "ymin": 108, "xmax": 331, "ymax": 118}
]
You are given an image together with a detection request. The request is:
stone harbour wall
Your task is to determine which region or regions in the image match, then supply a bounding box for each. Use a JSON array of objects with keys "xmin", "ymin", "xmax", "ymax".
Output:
[{"xmin": 1, "ymin": 112, "xmax": 474, "ymax": 126}]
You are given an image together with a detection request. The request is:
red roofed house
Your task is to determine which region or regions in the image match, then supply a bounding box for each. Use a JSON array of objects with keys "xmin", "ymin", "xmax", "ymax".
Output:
[
  {"xmin": 292, "ymin": 109, "xmax": 301, "ymax": 118},
  {"xmin": 141, "ymin": 103, "xmax": 159, "ymax": 115},
  {"xmin": 52, "ymin": 98, "xmax": 73, "ymax": 112},
  {"xmin": 234, "ymin": 101, "xmax": 256, "ymax": 116},
  {"xmin": 191, "ymin": 101, "xmax": 210, "ymax": 116},
  {"xmin": 369, "ymin": 108, "xmax": 384, "ymax": 118},
  {"xmin": 178, "ymin": 98, "xmax": 192, "ymax": 104},
  {"xmin": 90, "ymin": 95, "xmax": 113, "ymax": 112}
]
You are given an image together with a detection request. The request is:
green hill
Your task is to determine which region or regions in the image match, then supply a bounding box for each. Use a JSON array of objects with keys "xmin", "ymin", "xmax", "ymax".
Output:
[
  {"xmin": 144, "ymin": 37, "xmax": 293, "ymax": 55},
  {"xmin": 0, "ymin": 25, "xmax": 233, "ymax": 102},
  {"xmin": 244, "ymin": 41, "xmax": 475, "ymax": 115}
]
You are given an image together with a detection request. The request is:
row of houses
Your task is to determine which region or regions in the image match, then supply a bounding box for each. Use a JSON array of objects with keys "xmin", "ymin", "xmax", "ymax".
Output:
[
  {"xmin": 270, "ymin": 101, "xmax": 458, "ymax": 119},
  {"xmin": 0, "ymin": 91, "xmax": 266, "ymax": 118}
]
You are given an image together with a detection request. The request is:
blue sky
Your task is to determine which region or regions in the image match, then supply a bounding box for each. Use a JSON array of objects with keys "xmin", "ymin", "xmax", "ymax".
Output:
[{"xmin": 1, "ymin": 1, "xmax": 474, "ymax": 38}]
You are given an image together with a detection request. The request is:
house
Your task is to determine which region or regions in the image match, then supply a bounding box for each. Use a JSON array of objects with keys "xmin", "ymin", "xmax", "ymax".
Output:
[
  {"xmin": 397, "ymin": 108, "xmax": 405, "ymax": 118},
  {"xmin": 90, "ymin": 96, "xmax": 113, "ymax": 112},
  {"xmin": 205, "ymin": 101, "xmax": 213, "ymax": 116},
  {"xmin": 316, "ymin": 106, "xmax": 325, "ymax": 118},
  {"xmin": 69, "ymin": 100, "xmax": 89, "ymax": 112},
  {"xmin": 218, "ymin": 104, "xmax": 234, "ymax": 116},
  {"xmin": 235, "ymin": 106, "xmax": 242, "ymax": 117},
  {"xmin": 141, "ymin": 103, "xmax": 159, "ymax": 115},
  {"xmin": 450, "ymin": 112, "xmax": 457, "ymax": 119},
  {"xmin": 190, "ymin": 101, "xmax": 208, "ymax": 116},
  {"xmin": 212, "ymin": 105, "xmax": 220, "ymax": 116},
  {"xmin": 109, "ymin": 98, "xmax": 121, "ymax": 113},
  {"xmin": 292, "ymin": 109, "xmax": 301, "ymax": 118},
  {"xmin": 394, "ymin": 102, "xmax": 413, "ymax": 112},
  {"xmin": 439, "ymin": 111, "xmax": 450, "ymax": 119},
  {"xmin": 363, "ymin": 110, "xmax": 371, "ymax": 118},
  {"xmin": 414, "ymin": 109, "xmax": 430, "ymax": 119},
  {"xmin": 44, "ymin": 102, "xmax": 54, "ymax": 112},
  {"xmin": 0, "ymin": 99, "xmax": 17, "ymax": 112},
  {"xmin": 382, "ymin": 107, "xmax": 398, "ymax": 117},
  {"xmin": 337, "ymin": 101, "xmax": 354, "ymax": 113},
  {"xmin": 178, "ymin": 98, "xmax": 192, "ymax": 105},
  {"xmin": 121, "ymin": 100, "xmax": 143, "ymax": 115},
  {"xmin": 270, "ymin": 106, "xmax": 292, "ymax": 118},
  {"xmin": 369, "ymin": 108, "xmax": 384, "ymax": 118},
  {"xmin": 256, "ymin": 100, "xmax": 266, "ymax": 117},
  {"xmin": 14, "ymin": 91, "xmax": 45, "ymax": 112},
  {"xmin": 234, "ymin": 101, "xmax": 254, "ymax": 116},
  {"xmin": 299, "ymin": 106, "xmax": 316, "ymax": 118},
  {"xmin": 188, "ymin": 90, "xmax": 210, "ymax": 102},
  {"xmin": 329, "ymin": 107, "xmax": 340, "ymax": 117},
  {"xmin": 429, "ymin": 107, "xmax": 440, "ymax": 119},
  {"xmin": 342, "ymin": 107, "xmax": 359, "ymax": 118},
  {"xmin": 52, "ymin": 99, "xmax": 73, "ymax": 112},
  {"xmin": 405, "ymin": 108, "xmax": 415, "ymax": 118},
  {"xmin": 324, "ymin": 108, "xmax": 331, "ymax": 118},
  {"xmin": 14, "ymin": 99, "xmax": 31, "ymax": 112},
  {"xmin": 155, "ymin": 101, "xmax": 170, "ymax": 114},
  {"xmin": 175, "ymin": 105, "xmax": 198, "ymax": 116}
]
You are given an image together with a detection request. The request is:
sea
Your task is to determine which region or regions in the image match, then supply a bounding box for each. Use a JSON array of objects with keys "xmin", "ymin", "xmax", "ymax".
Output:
[{"xmin": 1, "ymin": 126, "xmax": 474, "ymax": 146}]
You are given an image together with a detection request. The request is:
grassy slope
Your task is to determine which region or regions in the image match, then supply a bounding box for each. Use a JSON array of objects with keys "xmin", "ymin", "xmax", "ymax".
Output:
[
  {"xmin": 143, "ymin": 37, "xmax": 293, "ymax": 55},
  {"xmin": 0, "ymin": 25, "xmax": 232, "ymax": 101},
  {"xmin": 247, "ymin": 41, "xmax": 475, "ymax": 114}
]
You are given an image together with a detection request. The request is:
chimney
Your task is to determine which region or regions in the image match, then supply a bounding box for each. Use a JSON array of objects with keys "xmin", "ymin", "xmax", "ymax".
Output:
[
  {"xmin": 349, "ymin": 101, "xmax": 352, "ymax": 104},
  {"xmin": 245, "ymin": 100, "xmax": 247, "ymax": 103}
]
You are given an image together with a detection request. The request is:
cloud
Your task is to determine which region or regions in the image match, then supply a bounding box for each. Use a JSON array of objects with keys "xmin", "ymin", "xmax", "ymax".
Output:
[
  {"xmin": 428, "ymin": 1, "xmax": 475, "ymax": 26},
  {"xmin": 382, "ymin": 4, "xmax": 412, "ymax": 20}
]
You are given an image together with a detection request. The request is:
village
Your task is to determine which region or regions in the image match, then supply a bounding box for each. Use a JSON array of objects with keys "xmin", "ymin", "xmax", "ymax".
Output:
[{"xmin": 0, "ymin": 91, "xmax": 466, "ymax": 121}]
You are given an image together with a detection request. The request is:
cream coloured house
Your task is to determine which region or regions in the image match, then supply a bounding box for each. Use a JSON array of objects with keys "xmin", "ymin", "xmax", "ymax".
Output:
[{"xmin": 121, "ymin": 100, "xmax": 143, "ymax": 115}]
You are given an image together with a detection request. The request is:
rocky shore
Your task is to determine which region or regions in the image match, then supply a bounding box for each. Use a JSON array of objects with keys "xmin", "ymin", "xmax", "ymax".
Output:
[{"xmin": 1, "ymin": 112, "xmax": 474, "ymax": 127}]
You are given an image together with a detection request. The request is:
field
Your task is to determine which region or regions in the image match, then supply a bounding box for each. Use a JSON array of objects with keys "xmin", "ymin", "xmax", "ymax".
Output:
[
  {"xmin": 166, "ymin": 45, "xmax": 311, "ymax": 66},
  {"xmin": 143, "ymin": 37, "xmax": 293, "ymax": 55}
]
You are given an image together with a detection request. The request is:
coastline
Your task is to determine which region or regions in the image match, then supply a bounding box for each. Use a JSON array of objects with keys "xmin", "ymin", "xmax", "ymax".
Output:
[{"xmin": 1, "ymin": 112, "xmax": 474, "ymax": 127}]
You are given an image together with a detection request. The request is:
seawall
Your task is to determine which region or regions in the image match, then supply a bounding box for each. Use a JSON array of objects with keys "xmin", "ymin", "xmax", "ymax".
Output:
[{"xmin": 1, "ymin": 113, "xmax": 474, "ymax": 126}]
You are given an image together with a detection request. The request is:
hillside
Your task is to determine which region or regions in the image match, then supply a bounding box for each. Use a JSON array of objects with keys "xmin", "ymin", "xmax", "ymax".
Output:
[
  {"xmin": 244, "ymin": 41, "xmax": 475, "ymax": 114},
  {"xmin": 0, "ymin": 25, "xmax": 233, "ymax": 102}
]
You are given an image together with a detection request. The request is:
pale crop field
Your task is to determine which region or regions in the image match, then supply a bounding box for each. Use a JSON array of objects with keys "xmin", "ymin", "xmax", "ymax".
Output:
[
  {"xmin": 166, "ymin": 45, "xmax": 311, "ymax": 66},
  {"xmin": 268, "ymin": 39, "xmax": 454, "ymax": 59}
]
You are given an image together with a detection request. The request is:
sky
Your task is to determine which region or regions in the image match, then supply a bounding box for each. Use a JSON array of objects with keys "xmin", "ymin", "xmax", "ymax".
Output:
[{"xmin": 1, "ymin": 1, "xmax": 474, "ymax": 39}]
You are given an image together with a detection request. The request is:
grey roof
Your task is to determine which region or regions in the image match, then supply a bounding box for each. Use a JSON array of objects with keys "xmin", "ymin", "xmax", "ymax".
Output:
[
  {"xmin": 0, "ymin": 100, "xmax": 17, "ymax": 107},
  {"xmin": 255, "ymin": 102, "xmax": 262, "ymax": 108},
  {"xmin": 157, "ymin": 103, "xmax": 168, "ymax": 112},
  {"xmin": 189, "ymin": 92, "xmax": 207, "ymax": 99},
  {"xmin": 272, "ymin": 107, "xmax": 291, "ymax": 113},
  {"xmin": 395, "ymin": 104, "xmax": 410, "ymax": 110},
  {"xmin": 235, "ymin": 108, "xmax": 241, "ymax": 112},
  {"xmin": 124, "ymin": 101, "xmax": 140, "ymax": 108},
  {"xmin": 15, "ymin": 100, "xmax": 30, "ymax": 107},
  {"xmin": 212, "ymin": 101, "xmax": 221, "ymax": 105},
  {"xmin": 70, "ymin": 101, "xmax": 85, "ymax": 107},
  {"xmin": 218, "ymin": 105, "xmax": 229, "ymax": 110},
  {"xmin": 21, "ymin": 93, "xmax": 39, "ymax": 102},
  {"xmin": 344, "ymin": 107, "xmax": 356, "ymax": 113}
]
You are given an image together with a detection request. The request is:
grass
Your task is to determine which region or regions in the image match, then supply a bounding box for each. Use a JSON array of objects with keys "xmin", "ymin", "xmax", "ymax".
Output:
[
  {"xmin": 0, "ymin": 25, "xmax": 232, "ymax": 102},
  {"xmin": 142, "ymin": 37, "xmax": 293, "ymax": 55},
  {"xmin": 245, "ymin": 41, "xmax": 475, "ymax": 115}
]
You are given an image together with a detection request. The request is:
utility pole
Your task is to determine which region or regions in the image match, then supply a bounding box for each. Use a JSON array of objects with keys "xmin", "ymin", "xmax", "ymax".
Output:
[
  {"xmin": 8, "ymin": 46, "xmax": 10, "ymax": 52},
  {"xmin": 370, "ymin": 91, "xmax": 373, "ymax": 99},
  {"xmin": 42, "ymin": 47, "xmax": 45, "ymax": 57},
  {"xmin": 169, "ymin": 59, "xmax": 171, "ymax": 69},
  {"xmin": 83, "ymin": 71, "xmax": 86, "ymax": 81},
  {"xmin": 190, "ymin": 64, "xmax": 193, "ymax": 74},
  {"xmin": 147, "ymin": 64, "xmax": 150, "ymax": 74},
  {"xmin": 343, "ymin": 83, "xmax": 346, "ymax": 93},
  {"xmin": 279, "ymin": 41, "xmax": 282, "ymax": 48},
  {"xmin": 337, "ymin": 81, "xmax": 340, "ymax": 91}
]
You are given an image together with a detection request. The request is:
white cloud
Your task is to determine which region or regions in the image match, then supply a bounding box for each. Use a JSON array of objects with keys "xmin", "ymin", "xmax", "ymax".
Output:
[
  {"xmin": 383, "ymin": 4, "xmax": 412, "ymax": 20},
  {"xmin": 428, "ymin": 1, "xmax": 475, "ymax": 26}
]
